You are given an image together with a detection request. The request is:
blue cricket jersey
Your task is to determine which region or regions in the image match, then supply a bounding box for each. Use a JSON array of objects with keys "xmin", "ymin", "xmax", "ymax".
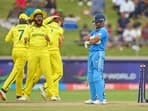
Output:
[{"xmin": 89, "ymin": 27, "xmax": 108, "ymax": 52}]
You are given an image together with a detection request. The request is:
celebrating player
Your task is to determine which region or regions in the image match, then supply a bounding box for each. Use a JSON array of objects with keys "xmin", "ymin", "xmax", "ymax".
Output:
[
  {"xmin": 40, "ymin": 14, "xmax": 64, "ymax": 101},
  {"xmin": 0, "ymin": 13, "xmax": 29, "ymax": 101},
  {"xmin": 18, "ymin": 9, "xmax": 54, "ymax": 100}
]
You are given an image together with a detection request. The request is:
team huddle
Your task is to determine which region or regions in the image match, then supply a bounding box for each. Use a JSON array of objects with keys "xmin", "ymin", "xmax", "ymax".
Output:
[
  {"xmin": 0, "ymin": 8, "xmax": 108, "ymax": 104},
  {"xmin": 0, "ymin": 9, "xmax": 64, "ymax": 101}
]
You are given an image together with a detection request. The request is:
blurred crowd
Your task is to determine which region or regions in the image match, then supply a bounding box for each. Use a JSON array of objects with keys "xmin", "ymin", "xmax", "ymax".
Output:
[
  {"xmin": 8, "ymin": 0, "xmax": 57, "ymax": 16},
  {"xmin": 6, "ymin": 0, "xmax": 148, "ymax": 51},
  {"xmin": 78, "ymin": 0, "xmax": 148, "ymax": 52},
  {"xmin": 109, "ymin": 0, "xmax": 148, "ymax": 51},
  {"xmin": 7, "ymin": 0, "xmax": 59, "ymax": 23}
]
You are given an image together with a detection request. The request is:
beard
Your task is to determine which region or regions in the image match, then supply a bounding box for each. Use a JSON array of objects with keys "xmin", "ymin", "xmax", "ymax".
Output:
[
  {"xmin": 34, "ymin": 19, "xmax": 43, "ymax": 27},
  {"xmin": 96, "ymin": 25, "xmax": 101, "ymax": 29}
]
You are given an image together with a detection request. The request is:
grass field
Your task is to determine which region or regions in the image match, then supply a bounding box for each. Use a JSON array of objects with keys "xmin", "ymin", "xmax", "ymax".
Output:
[{"xmin": 0, "ymin": 90, "xmax": 148, "ymax": 111}]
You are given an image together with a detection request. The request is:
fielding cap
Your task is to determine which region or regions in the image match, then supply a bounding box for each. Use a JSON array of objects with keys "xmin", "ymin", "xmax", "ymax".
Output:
[
  {"xmin": 31, "ymin": 9, "xmax": 46, "ymax": 19},
  {"xmin": 19, "ymin": 13, "xmax": 29, "ymax": 20}
]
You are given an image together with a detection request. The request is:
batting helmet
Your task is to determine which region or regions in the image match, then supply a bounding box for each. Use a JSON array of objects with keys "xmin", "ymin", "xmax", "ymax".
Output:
[{"xmin": 92, "ymin": 13, "xmax": 105, "ymax": 23}]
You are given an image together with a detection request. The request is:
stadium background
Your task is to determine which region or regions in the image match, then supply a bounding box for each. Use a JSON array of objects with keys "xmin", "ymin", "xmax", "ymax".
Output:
[{"xmin": 0, "ymin": 0, "xmax": 148, "ymax": 111}]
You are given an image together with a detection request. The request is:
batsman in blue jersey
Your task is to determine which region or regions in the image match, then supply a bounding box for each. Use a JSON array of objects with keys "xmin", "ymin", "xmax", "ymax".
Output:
[{"xmin": 83, "ymin": 13, "xmax": 109, "ymax": 104}]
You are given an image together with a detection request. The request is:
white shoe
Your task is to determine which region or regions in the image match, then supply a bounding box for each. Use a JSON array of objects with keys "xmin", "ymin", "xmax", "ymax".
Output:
[
  {"xmin": 16, "ymin": 96, "xmax": 23, "ymax": 101},
  {"xmin": 93, "ymin": 100, "xmax": 103, "ymax": 104},
  {"xmin": 93, "ymin": 99, "xmax": 108, "ymax": 104},
  {"xmin": 17, "ymin": 95, "xmax": 29, "ymax": 101},
  {"xmin": 50, "ymin": 96, "xmax": 61, "ymax": 101},
  {"xmin": 102, "ymin": 99, "xmax": 108, "ymax": 104},
  {"xmin": 84, "ymin": 99, "xmax": 94, "ymax": 104},
  {"xmin": 51, "ymin": 96, "xmax": 58, "ymax": 101},
  {"xmin": 0, "ymin": 90, "xmax": 7, "ymax": 101},
  {"xmin": 85, "ymin": 99, "xmax": 107, "ymax": 105},
  {"xmin": 39, "ymin": 87, "xmax": 47, "ymax": 101}
]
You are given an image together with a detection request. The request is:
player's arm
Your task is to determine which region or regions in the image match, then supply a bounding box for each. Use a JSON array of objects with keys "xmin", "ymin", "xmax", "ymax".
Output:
[
  {"xmin": 43, "ymin": 16, "xmax": 57, "ymax": 25},
  {"xmin": 24, "ymin": 25, "xmax": 30, "ymax": 44},
  {"xmin": 58, "ymin": 34, "xmax": 64, "ymax": 48},
  {"xmin": 58, "ymin": 28, "xmax": 64, "ymax": 48},
  {"xmin": 44, "ymin": 25, "xmax": 52, "ymax": 42},
  {"xmin": 45, "ymin": 30, "xmax": 52, "ymax": 43},
  {"xmin": 44, "ymin": 34, "xmax": 50, "ymax": 42},
  {"xmin": 83, "ymin": 34, "xmax": 101, "ymax": 44},
  {"xmin": 89, "ymin": 36, "xmax": 100, "ymax": 44},
  {"xmin": 5, "ymin": 27, "xmax": 14, "ymax": 43}
]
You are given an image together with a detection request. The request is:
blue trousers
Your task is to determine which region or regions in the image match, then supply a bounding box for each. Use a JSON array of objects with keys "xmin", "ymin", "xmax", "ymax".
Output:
[{"xmin": 87, "ymin": 51, "xmax": 105, "ymax": 101}]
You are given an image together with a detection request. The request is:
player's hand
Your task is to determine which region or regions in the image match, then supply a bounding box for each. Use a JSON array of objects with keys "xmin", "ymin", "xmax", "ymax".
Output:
[
  {"xmin": 51, "ymin": 15, "xmax": 59, "ymax": 19},
  {"xmin": 83, "ymin": 34, "xmax": 90, "ymax": 41},
  {"xmin": 44, "ymin": 35, "xmax": 50, "ymax": 42},
  {"xmin": 84, "ymin": 41, "xmax": 90, "ymax": 48},
  {"xmin": 24, "ymin": 37, "xmax": 29, "ymax": 44}
]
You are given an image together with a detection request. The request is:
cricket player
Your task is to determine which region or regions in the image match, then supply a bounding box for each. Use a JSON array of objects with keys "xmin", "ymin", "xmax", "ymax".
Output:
[
  {"xmin": 0, "ymin": 13, "xmax": 29, "ymax": 101},
  {"xmin": 40, "ymin": 14, "xmax": 64, "ymax": 101},
  {"xmin": 18, "ymin": 9, "xmax": 54, "ymax": 100},
  {"xmin": 83, "ymin": 13, "xmax": 109, "ymax": 104}
]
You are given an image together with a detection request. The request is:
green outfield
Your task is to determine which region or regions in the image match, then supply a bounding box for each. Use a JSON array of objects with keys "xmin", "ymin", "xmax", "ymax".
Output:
[{"xmin": 0, "ymin": 90, "xmax": 148, "ymax": 111}]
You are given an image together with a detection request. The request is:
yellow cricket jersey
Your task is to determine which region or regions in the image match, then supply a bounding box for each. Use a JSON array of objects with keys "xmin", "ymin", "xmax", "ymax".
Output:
[
  {"xmin": 27, "ymin": 24, "xmax": 52, "ymax": 48},
  {"xmin": 47, "ymin": 22, "xmax": 64, "ymax": 51},
  {"xmin": 43, "ymin": 17, "xmax": 53, "ymax": 25},
  {"xmin": 5, "ymin": 24, "xmax": 28, "ymax": 48}
]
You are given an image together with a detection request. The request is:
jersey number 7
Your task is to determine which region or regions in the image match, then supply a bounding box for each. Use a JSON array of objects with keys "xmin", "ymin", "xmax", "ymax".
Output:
[{"xmin": 18, "ymin": 29, "xmax": 24, "ymax": 40}]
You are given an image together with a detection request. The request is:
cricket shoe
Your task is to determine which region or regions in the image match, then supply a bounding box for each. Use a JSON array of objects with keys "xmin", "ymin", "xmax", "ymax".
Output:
[
  {"xmin": 50, "ymin": 96, "xmax": 59, "ymax": 101},
  {"xmin": 85, "ymin": 99, "xmax": 107, "ymax": 104},
  {"xmin": 0, "ymin": 90, "xmax": 7, "ymax": 101},
  {"xmin": 102, "ymin": 99, "xmax": 108, "ymax": 104},
  {"xmin": 16, "ymin": 96, "xmax": 23, "ymax": 101},
  {"xmin": 51, "ymin": 96, "xmax": 61, "ymax": 101},
  {"xmin": 84, "ymin": 99, "xmax": 94, "ymax": 104},
  {"xmin": 93, "ymin": 99, "xmax": 108, "ymax": 104},
  {"xmin": 39, "ymin": 86, "xmax": 47, "ymax": 101},
  {"xmin": 17, "ymin": 95, "xmax": 29, "ymax": 101}
]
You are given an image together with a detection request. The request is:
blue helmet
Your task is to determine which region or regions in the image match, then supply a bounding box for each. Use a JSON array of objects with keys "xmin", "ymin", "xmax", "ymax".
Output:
[{"xmin": 93, "ymin": 13, "xmax": 105, "ymax": 23}]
